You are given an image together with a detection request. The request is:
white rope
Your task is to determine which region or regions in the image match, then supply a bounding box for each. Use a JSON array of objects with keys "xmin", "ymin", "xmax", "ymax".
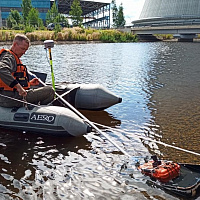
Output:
[
  {"xmin": 0, "ymin": 92, "xmax": 68, "ymax": 116},
  {"xmin": 29, "ymin": 71, "xmax": 132, "ymax": 158},
  {"xmin": 0, "ymin": 93, "xmax": 38, "ymax": 107},
  {"xmin": 93, "ymin": 122, "xmax": 200, "ymax": 157},
  {"xmin": 1, "ymin": 92, "xmax": 199, "ymax": 158}
]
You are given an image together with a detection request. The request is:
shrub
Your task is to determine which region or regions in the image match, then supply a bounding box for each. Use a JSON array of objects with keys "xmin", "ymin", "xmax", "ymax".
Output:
[
  {"xmin": 57, "ymin": 32, "xmax": 64, "ymax": 40},
  {"xmin": 92, "ymin": 32, "xmax": 101, "ymax": 40},
  {"xmin": 0, "ymin": 28, "xmax": 137, "ymax": 43},
  {"xmin": 24, "ymin": 25, "xmax": 35, "ymax": 34},
  {"xmin": 86, "ymin": 34, "xmax": 92, "ymax": 41}
]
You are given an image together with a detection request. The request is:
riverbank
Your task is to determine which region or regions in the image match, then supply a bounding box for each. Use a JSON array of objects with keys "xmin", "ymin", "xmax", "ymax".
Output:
[
  {"xmin": 0, "ymin": 40, "xmax": 106, "ymax": 46},
  {"xmin": 0, "ymin": 27, "xmax": 138, "ymax": 44},
  {"xmin": 1, "ymin": 29, "xmax": 200, "ymax": 45}
]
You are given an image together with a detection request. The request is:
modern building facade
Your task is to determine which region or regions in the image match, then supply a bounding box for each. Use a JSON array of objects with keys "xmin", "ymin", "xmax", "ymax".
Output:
[
  {"xmin": 0, "ymin": 0, "xmax": 111, "ymax": 29},
  {"xmin": 0, "ymin": 0, "xmax": 50, "ymax": 27},
  {"xmin": 133, "ymin": 0, "xmax": 200, "ymax": 27},
  {"xmin": 56, "ymin": 0, "xmax": 111, "ymax": 29}
]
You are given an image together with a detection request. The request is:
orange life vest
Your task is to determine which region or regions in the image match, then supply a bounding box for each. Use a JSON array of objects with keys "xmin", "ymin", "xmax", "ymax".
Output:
[{"xmin": 0, "ymin": 49, "xmax": 30, "ymax": 91}]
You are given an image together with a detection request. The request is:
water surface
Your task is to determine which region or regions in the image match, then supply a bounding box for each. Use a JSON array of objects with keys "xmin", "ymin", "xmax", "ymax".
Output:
[{"xmin": 0, "ymin": 41, "xmax": 200, "ymax": 199}]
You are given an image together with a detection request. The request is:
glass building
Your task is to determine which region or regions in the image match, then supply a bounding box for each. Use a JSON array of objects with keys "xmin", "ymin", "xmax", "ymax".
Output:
[
  {"xmin": 0, "ymin": 0, "xmax": 111, "ymax": 29},
  {"xmin": 0, "ymin": 0, "xmax": 50, "ymax": 27},
  {"xmin": 133, "ymin": 0, "xmax": 200, "ymax": 27}
]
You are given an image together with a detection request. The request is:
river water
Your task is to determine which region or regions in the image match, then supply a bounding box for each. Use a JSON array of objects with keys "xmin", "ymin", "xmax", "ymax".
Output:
[{"xmin": 0, "ymin": 41, "xmax": 200, "ymax": 199}]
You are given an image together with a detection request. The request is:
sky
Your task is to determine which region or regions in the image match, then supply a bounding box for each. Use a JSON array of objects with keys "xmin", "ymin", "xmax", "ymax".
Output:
[
  {"xmin": 115, "ymin": 0, "xmax": 146, "ymax": 24},
  {"xmin": 84, "ymin": 0, "xmax": 146, "ymax": 25}
]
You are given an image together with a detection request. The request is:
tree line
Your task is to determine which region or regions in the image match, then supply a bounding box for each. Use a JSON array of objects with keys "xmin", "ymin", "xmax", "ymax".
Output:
[
  {"xmin": 7, "ymin": 0, "xmax": 68, "ymax": 32},
  {"xmin": 5, "ymin": 0, "xmax": 126, "ymax": 32}
]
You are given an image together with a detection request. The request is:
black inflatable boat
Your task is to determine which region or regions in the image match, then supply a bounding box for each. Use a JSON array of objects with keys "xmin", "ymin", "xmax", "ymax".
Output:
[{"xmin": 138, "ymin": 156, "xmax": 200, "ymax": 197}]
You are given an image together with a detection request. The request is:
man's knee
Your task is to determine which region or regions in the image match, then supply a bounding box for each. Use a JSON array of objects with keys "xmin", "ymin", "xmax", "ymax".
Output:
[
  {"xmin": 44, "ymin": 86, "xmax": 55, "ymax": 101},
  {"xmin": 47, "ymin": 86, "xmax": 55, "ymax": 98}
]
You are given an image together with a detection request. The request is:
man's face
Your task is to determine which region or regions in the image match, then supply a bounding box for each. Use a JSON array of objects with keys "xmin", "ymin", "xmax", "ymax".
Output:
[{"xmin": 14, "ymin": 40, "xmax": 29, "ymax": 58}]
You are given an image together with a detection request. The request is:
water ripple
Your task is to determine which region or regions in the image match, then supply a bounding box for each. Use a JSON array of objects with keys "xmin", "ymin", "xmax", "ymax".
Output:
[{"xmin": 0, "ymin": 42, "xmax": 200, "ymax": 199}]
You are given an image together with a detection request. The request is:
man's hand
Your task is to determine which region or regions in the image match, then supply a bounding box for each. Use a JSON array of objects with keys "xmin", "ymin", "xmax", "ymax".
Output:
[
  {"xmin": 16, "ymin": 83, "xmax": 27, "ymax": 96},
  {"xmin": 30, "ymin": 78, "xmax": 39, "ymax": 86}
]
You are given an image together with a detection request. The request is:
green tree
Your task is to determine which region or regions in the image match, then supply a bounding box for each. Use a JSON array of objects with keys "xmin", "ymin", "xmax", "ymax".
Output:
[
  {"xmin": 7, "ymin": 9, "xmax": 22, "ymax": 29},
  {"xmin": 54, "ymin": 14, "xmax": 69, "ymax": 28},
  {"xmin": 111, "ymin": 0, "xmax": 118, "ymax": 28},
  {"xmin": 112, "ymin": 2, "xmax": 126, "ymax": 28},
  {"xmin": 117, "ymin": 3, "xmax": 126, "ymax": 28},
  {"xmin": 46, "ymin": 2, "xmax": 69, "ymax": 32},
  {"xmin": 26, "ymin": 7, "xmax": 43, "ymax": 28},
  {"xmin": 21, "ymin": 0, "xmax": 32, "ymax": 23},
  {"xmin": 69, "ymin": 0, "xmax": 83, "ymax": 27},
  {"xmin": 46, "ymin": 2, "xmax": 59, "ymax": 24}
]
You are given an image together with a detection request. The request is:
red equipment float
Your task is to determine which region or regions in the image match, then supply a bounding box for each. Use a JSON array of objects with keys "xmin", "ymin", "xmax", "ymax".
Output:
[{"xmin": 138, "ymin": 155, "xmax": 180, "ymax": 183}]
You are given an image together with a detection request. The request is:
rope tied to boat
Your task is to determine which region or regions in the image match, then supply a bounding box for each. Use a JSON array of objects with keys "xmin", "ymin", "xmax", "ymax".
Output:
[
  {"xmin": 93, "ymin": 122, "xmax": 200, "ymax": 157},
  {"xmin": 0, "ymin": 92, "xmax": 200, "ymax": 159},
  {"xmin": 22, "ymin": 96, "xmax": 28, "ymax": 109},
  {"xmin": 0, "ymin": 93, "xmax": 56, "ymax": 113},
  {"xmin": 0, "ymin": 92, "xmax": 33, "ymax": 109}
]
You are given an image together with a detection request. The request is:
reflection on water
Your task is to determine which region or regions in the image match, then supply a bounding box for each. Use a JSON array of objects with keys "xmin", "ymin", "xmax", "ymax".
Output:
[
  {"xmin": 145, "ymin": 42, "xmax": 200, "ymax": 164},
  {"xmin": 0, "ymin": 42, "xmax": 200, "ymax": 199}
]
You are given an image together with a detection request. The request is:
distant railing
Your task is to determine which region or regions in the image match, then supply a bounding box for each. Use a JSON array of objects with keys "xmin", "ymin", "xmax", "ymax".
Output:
[{"xmin": 132, "ymin": 16, "xmax": 200, "ymax": 28}]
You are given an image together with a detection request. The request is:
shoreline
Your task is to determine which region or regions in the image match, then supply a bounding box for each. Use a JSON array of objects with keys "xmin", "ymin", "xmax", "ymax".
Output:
[
  {"xmin": 1, "ymin": 38, "xmax": 200, "ymax": 46},
  {"xmin": 0, "ymin": 40, "xmax": 105, "ymax": 46}
]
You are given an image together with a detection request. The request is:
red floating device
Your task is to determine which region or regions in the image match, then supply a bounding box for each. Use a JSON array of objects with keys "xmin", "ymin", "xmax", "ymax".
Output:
[{"xmin": 138, "ymin": 156, "xmax": 180, "ymax": 183}]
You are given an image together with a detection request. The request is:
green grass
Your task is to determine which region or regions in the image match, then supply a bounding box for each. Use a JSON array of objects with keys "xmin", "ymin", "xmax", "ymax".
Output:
[{"xmin": 0, "ymin": 27, "xmax": 137, "ymax": 43}]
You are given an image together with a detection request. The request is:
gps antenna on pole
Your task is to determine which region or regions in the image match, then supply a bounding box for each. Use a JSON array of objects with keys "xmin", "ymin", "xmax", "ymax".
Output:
[{"xmin": 44, "ymin": 40, "xmax": 55, "ymax": 91}]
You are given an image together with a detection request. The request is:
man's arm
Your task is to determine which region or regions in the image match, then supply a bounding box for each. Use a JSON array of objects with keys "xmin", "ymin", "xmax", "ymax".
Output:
[
  {"xmin": 0, "ymin": 51, "xmax": 19, "ymax": 89},
  {"xmin": 15, "ymin": 83, "xmax": 27, "ymax": 96}
]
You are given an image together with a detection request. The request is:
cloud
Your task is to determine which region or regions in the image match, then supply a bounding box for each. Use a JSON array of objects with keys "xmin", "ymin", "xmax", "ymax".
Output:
[{"xmin": 116, "ymin": 0, "xmax": 145, "ymax": 23}]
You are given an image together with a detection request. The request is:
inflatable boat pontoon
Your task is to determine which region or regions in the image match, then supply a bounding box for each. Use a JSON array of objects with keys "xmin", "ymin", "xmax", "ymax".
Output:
[
  {"xmin": 31, "ymin": 71, "xmax": 122, "ymax": 111},
  {"xmin": 0, "ymin": 71, "xmax": 122, "ymax": 136},
  {"xmin": 0, "ymin": 105, "xmax": 91, "ymax": 137}
]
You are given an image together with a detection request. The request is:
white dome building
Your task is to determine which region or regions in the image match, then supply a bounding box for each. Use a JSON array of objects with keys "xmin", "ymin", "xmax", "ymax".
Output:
[
  {"xmin": 140, "ymin": 0, "xmax": 200, "ymax": 19},
  {"xmin": 132, "ymin": 0, "xmax": 200, "ymax": 41}
]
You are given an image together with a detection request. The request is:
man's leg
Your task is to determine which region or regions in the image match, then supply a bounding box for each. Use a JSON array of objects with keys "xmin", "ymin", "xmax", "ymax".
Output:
[
  {"xmin": 0, "ymin": 90, "xmax": 23, "ymax": 108},
  {"xmin": 26, "ymin": 86, "xmax": 55, "ymax": 105}
]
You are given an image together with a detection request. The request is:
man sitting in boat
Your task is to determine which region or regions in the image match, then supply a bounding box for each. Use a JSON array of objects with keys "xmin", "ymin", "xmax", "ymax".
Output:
[{"xmin": 0, "ymin": 34, "xmax": 54, "ymax": 108}]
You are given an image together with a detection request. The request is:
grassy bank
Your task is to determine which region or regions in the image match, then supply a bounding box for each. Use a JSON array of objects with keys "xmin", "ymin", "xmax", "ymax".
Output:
[{"xmin": 0, "ymin": 27, "xmax": 137, "ymax": 43}]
